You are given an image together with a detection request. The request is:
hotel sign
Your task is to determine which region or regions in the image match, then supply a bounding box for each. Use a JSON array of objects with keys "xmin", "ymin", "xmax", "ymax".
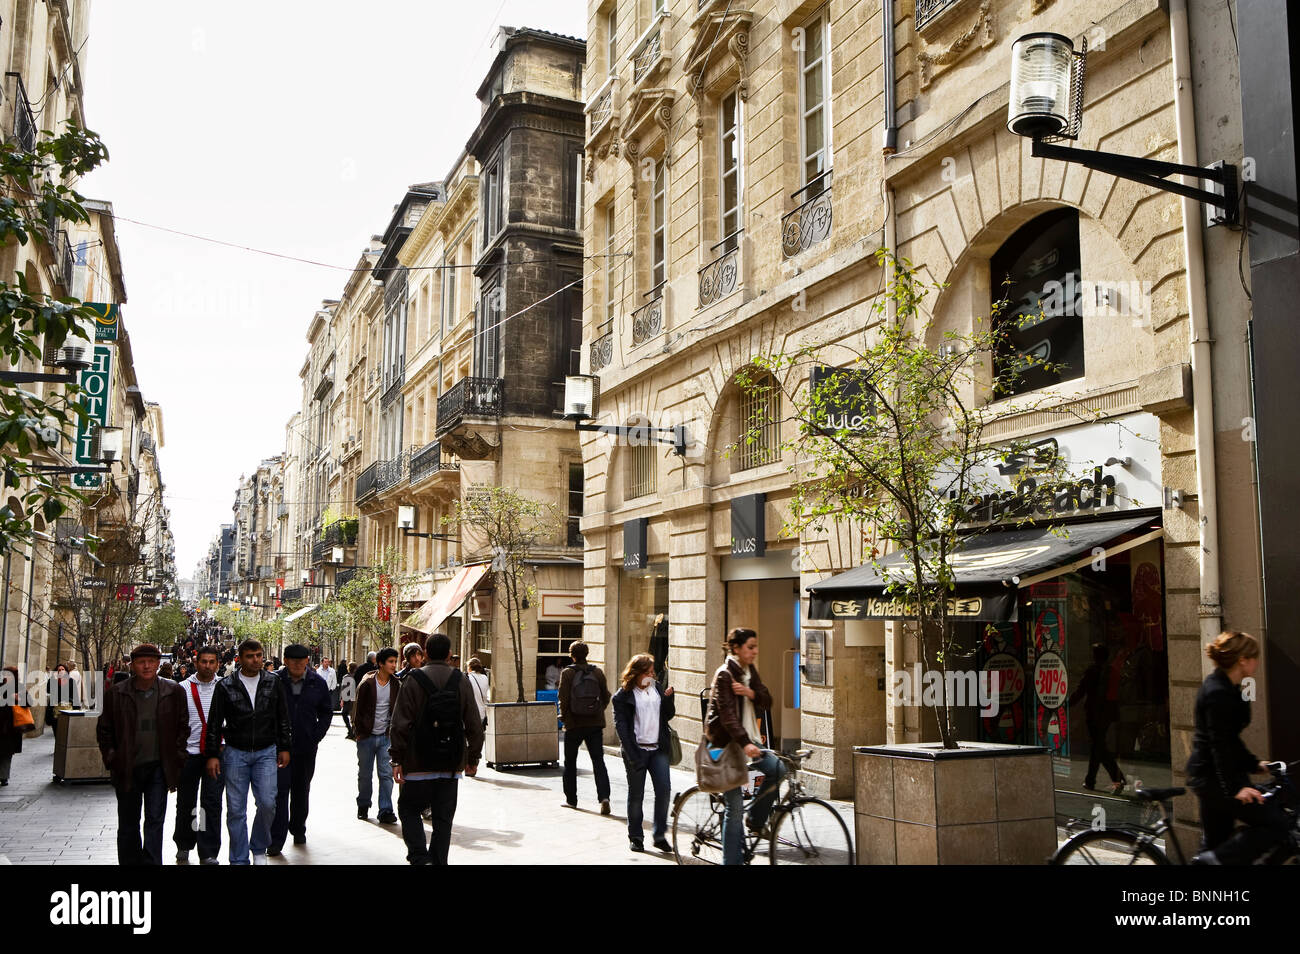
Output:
[
  {"xmin": 72, "ymin": 345, "xmax": 112, "ymax": 489},
  {"xmin": 86, "ymin": 303, "xmax": 119, "ymax": 342}
]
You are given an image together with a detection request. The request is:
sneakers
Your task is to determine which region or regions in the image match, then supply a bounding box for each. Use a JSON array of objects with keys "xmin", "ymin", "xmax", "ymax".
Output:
[
  {"xmin": 293, "ymin": 834, "xmax": 306, "ymax": 846},
  {"xmin": 175, "ymin": 849, "xmax": 190, "ymax": 865},
  {"xmin": 377, "ymin": 811, "xmax": 398, "ymax": 825},
  {"xmin": 357, "ymin": 807, "xmax": 368, "ymax": 820},
  {"xmin": 266, "ymin": 847, "xmax": 282, "ymax": 857},
  {"xmin": 629, "ymin": 839, "xmax": 644, "ymax": 852},
  {"xmin": 653, "ymin": 838, "xmax": 672, "ymax": 853},
  {"xmin": 199, "ymin": 857, "xmax": 219, "ymax": 866},
  {"xmin": 251, "ymin": 853, "xmax": 268, "ymax": 866},
  {"xmin": 600, "ymin": 799, "xmax": 612, "ymax": 816}
]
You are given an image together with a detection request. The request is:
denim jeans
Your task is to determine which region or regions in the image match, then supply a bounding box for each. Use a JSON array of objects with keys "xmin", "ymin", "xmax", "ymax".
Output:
[
  {"xmin": 115, "ymin": 762, "xmax": 168, "ymax": 865},
  {"xmin": 356, "ymin": 734, "xmax": 393, "ymax": 814},
  {"xmin": 722, "ymin": 749, "xmax": 785, "ymax": 865},
  {"xmin": 222, "ymin": 744, "xmax": 278, "ymax": 865},
  {"xmin": 173, "ymin": 753, "xmax": 223, "ymax": 861},
  {"xmin": 624, "ymin": 747, "xmax": 671, "ymax": 842},
  {"xmin": 562, "ymin": 726, "xmax": 610, "ymax": 804}
]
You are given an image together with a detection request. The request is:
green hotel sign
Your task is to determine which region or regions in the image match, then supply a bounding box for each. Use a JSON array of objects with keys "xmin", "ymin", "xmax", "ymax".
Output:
[
  {"xmin": 73, "ymin": 345, "xmax": 113, "ymax": 488},
  {"xmin": 86, "ymin": 303, "xmax": 119, "ymax": 342}
]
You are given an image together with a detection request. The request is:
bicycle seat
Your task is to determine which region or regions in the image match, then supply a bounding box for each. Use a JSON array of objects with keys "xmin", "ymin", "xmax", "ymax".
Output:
[{"xmin": 1135, "ymin": 786, "xmax": 1185, "ymax": 802}]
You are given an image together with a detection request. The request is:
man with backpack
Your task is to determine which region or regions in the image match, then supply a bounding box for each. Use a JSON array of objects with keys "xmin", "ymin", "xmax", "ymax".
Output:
[
  {"xmin": 558, "ymin": 640, "xmax": 612, "ymax": 814},
  {"xmin": 388, "ymin": 632, "xmax": 484, "ymax": 865}
]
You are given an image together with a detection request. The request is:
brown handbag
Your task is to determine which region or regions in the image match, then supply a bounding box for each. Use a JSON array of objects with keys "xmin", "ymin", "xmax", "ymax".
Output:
[{"xmin": 694, "ymin": 735, "xmax": 748, "ymax": 793}]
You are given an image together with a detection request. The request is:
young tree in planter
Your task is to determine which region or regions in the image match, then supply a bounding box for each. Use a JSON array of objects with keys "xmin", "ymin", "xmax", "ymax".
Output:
[
  {"xmin": 737, "ymin": 250, "xmax": 1079, "ymax": 749},
  {"xmin": 447, "ymin": 487, "xmax": 560, "ymax": 704},
  {"xmin": 320, "ymin": 547, "xmax": 413, "ymax": 656}
]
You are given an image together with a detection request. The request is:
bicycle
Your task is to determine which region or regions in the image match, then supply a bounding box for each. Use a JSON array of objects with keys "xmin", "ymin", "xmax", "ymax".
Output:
[
  {"xmin": 670, "ymin": 748, "xmax": 854, "ymax": 865},
  {"xmin": 1050, "ymin": 760, "xmax": 1298, "ymax": 865}
]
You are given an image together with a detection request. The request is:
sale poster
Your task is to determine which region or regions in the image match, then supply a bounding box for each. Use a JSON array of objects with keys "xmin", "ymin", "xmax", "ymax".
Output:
[
  {"xmin": 1031, "ymin": 593, "xmax": 1069, "ymax": 758},
  {"xmin": 979, "ymin": 622, "xmax": 1026, "ymax": 744}
]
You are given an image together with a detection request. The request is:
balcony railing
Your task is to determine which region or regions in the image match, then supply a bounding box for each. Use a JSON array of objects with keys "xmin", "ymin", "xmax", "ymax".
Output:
[
  {"xmin": 782, "ymin": 171, "xmax": 833, "ymax": 258},
  {"xmin": 436, "ymin": 377, "xmax": 504, "ymax": 437},
  {"xmin": 335, "ymin": 566, "xmax": 359, "ymax": 588},
  {"xmin": 376, "ymin": 451, "xmax": 409, "ymax": 492},
  {"xmin": 356, "ymin": 462, "xmax": 379, "ymax": 502},
  {"xmin": 698, "ymin": 232, "xmax": 741, "ymax": 308},
  {"xmin": 410, "ymin": 440, "xmax": 459, "ymax": 485},
  {"xmin": 587, "ymin": 77, "xmax": 615, "ymax": 139},
  {"xmin": 632, "ymin": 288, "xmax": 665, "ymax": 346},
  {"xmin": 632, "ymin": 23, "xmax": 664, "ymax": 85},
  {"xmin": 280, "ymin": 587, "xmax": 302, "ymax": 604},
  {"xmin": 381, "ymin": 374, "xmax": 404, "ymax": 409},
  {"xmin": 590, "ymin": 319, "xmax": 614, "ymax": 372},
  {"xmin": 5, "ymin": 73, "xmax": 36, "ymax": 153},
  {"xmin": 915, "ymin": 0, "xmax": 964, "ymax": 30}
]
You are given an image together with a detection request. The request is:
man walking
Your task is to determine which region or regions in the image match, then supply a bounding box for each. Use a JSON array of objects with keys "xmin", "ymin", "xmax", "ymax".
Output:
[
  {"xmin": 174, "ymin": 645, "xmax": 223, "ymax": 865},
  {"xmin": 389, "ymin": 633, "xmax": 484, "ymax": 864},
  {"xmin": 353, "ymin": 651, "xmax": 378, "ymax": 685},
  {"xmin": 317, "ymin": 658, "xmax": 338, "ymax": 712},
  {"xmin": 558, "ymin": 640, "xmax": 612, "ymax": 814},
  {"xmin": 353, "ymin": 647, "xmax": 400, "ymax": 824},
  {"xmin": 98, "ymin": 644, "xmax": 188, "ymax": 864},
  {"xmin": 396, "ymin": 643, "xmax": 424, "ymax": 682},
  {"xmin": 268, "ymin": 645, "xmax": 333, "ymax": 855},
  {"xmin": 204, "ymin": 638, "xmax": 292, "ymax": 865}
]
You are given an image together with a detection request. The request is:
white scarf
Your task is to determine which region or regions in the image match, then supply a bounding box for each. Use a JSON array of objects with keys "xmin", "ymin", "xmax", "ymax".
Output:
[{"xmin": 728, "ymin": 654, "xmax": 762, "ymax": 745}]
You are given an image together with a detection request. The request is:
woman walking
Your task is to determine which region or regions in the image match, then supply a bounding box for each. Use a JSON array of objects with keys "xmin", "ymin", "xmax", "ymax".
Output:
[
  {"xmin": 612, "ymin": 653, "xmax": 674, "ymax": 853},
  {"xmin": 339, "ymin": 661, "xmax": 356, "ymax": 740},
  {"xmin": 1, "ymin": 666, "xmax": 33, "ymax": 785},
  {"xmin": 1187, "ymin": 630, "xmax": 1289, "ymax": 864},
  {"xmin": 705, "ymin": 627, "xmax": 785, "ymax": 865},
  {"xmin": 466, "ymin": 658, "xmax": 490, "ymax": 731}
]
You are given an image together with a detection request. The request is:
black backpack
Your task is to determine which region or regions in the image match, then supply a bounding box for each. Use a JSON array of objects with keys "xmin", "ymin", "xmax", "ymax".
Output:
[
  {"xmin": 409, "ymin": 669, "xmax": 464, "ymax": 770},
  {"xmin": 569, "ymin": 665, "xmax": 602, "ymax": 717}
]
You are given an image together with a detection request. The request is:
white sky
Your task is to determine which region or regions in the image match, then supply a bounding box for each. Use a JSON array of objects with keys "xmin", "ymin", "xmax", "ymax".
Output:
[{"xmin": 79, "ymin": 0, "xmax": 589, "ymax": 578}]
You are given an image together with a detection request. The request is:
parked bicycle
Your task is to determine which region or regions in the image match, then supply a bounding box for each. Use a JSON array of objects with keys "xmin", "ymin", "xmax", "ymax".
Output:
[
  {"xmin": 670, "ymin": 748, "xmax": 854, "ymax": 865},
  {"xmin": 1051, "ymin": 760, "xmax": 1298, "ymax": 865}
]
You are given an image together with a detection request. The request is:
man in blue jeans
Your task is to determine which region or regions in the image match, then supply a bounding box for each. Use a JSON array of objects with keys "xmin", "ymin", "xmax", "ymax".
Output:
[
  {"xmin": 353, "ymin": 647, "xmax": 400, "ymax": 824},
  {"xmin": 204, "ymin": 638, "xmax": 292, "ymax": 865}
]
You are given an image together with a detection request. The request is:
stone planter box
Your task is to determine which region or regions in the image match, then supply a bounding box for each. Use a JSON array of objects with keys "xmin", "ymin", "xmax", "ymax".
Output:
[
  {"xmin": 853, "ymin": 742, "xmax": 1055, "ymax": 865},
  {"xmin": 53, "ymin": 711, "xmax": 111, "ymax": 783},
  {"xmin": 484, "ymin": 700, "xmax": 560, "ymax": 769}
]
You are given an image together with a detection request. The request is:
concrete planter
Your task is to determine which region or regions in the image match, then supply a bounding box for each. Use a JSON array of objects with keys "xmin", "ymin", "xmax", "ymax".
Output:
[
  {"xmin": 53, "ymin": 711, "xmax": 111, "ymax": 783},
  {"xmin": 484, "ymin": 700, "xmax": 560, "ymax": 769},
  {"xmin": 853, "ymin": 742, "xmax": 1055, "ymax": 865}
]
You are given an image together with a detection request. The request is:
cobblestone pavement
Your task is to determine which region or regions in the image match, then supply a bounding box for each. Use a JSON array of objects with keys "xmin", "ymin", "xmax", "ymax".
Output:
[{"xmin": 0, "ymin": 715, "xmax": 853, "ymax": 865}]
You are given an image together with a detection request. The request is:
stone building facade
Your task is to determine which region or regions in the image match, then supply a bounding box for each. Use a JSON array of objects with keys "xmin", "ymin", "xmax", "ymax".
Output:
[{"xmin": 578, "ymin": 0, "xmax": 1266, "ymax": 841}]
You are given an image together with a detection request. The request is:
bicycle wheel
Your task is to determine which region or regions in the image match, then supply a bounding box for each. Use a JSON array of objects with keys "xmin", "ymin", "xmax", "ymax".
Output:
[
  {"xmin": 768, "ymin": 797, "xmax": 854, "ymax": 865},
  {"xmin": 671, "ymin": 787, "xmax": 725, "ymax": 865},
  {"xmin": 1050, "ymin": 828, "xmax": 1169, "ymax": 865}
]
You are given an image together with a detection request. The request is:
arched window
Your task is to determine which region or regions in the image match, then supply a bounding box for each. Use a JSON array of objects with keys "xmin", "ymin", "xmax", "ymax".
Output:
[
  {"xmin": 990, "ymin": 208, "xmax": 1083, "ymax": 396},
  {"xmin": 733, "ymin": 370, "xmax": 781, "ymax": 472},
  {"xmin": 625, "ymin": 421, "xmax": 658, "ymax": 499}
]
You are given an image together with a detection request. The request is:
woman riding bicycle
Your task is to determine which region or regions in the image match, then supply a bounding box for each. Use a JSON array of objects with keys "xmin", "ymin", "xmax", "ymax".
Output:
[
  {"xmin": 705, "ymin": 627, "xmax": 786, "ymax": 865},
  {"xmin": 1187, "ymin": 630, "xmax": 1289, "ymax": 864}
]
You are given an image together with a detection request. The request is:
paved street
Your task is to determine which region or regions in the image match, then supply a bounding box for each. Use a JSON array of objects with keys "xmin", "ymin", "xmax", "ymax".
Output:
[{"xmin": 1, "ymin": 714, "xmax": 786, "ymax": 866}]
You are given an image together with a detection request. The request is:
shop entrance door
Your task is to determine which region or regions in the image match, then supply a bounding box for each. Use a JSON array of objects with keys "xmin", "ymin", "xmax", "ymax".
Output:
[{"xmin": 725, "ymin": 577, "xmax": 801, "ymax": 752}]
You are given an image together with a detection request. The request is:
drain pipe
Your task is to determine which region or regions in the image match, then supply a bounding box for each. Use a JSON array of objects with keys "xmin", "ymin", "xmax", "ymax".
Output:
[
  {"xmin": 882, "ymin": 0, "xmax": 899, "ymax": 324},
  {"xmin": 1169, "ymin": 0, "xmax": 1224, "ymax": 665}
]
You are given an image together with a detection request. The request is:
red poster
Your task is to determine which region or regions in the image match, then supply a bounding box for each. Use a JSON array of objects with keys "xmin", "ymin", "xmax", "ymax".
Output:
[
  {"xmin": 377, "ymin": 575, "xmax": 391, "ymax": 622},
  {"xmin": 116, "ymin": 584, "xmax": 135, "ymax": 602}
]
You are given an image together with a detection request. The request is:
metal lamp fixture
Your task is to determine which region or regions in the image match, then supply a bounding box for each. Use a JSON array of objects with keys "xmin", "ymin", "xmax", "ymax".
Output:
[
  {"xmin": 96, "ymin": 426, "xmax": 124, "ymax": 463},
  {"xmin": 563, "ymin": 374, "xmax": 688, "ymax": 456},
  {"xmin": 398, "ymin": 503, "xmax": 458, "ymax": 541},
  {"xmin": 1008, "ymin": 32, "xmax": 1239, "ymax": 226}
]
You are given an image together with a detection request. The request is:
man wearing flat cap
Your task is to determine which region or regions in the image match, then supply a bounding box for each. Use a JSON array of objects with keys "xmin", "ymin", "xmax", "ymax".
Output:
[
  {"xmin": 268, "ymin": 645, "xmax": 333, "ymax": 855},
  {"xmin": 97, "ymin": 644, "xmax": 189, "ymax": 864}
]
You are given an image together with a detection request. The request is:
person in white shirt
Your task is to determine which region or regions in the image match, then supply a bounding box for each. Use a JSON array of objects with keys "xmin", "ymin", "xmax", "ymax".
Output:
[
  {"xmin": 467, "ymin": 657, "xmax": 490, "ymax": 728},
  {"xmin": 174, "ymin": 646, "xmax": 223, "ymax": 865},
  {"xmin": 317, "ymin": 659, "xmax": 337, "ymax": 692},
  {"xmin": 611, "ymin": 653, "xmax": 675, "ymax": 853}
]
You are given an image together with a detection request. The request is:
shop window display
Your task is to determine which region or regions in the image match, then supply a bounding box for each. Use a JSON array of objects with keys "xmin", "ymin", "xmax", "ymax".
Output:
[
  {"xmin": 537, "ymin": 622, "xmax": 582, "ymax": 692},
  {"xmin": 617, "ymin": 564, "xmax": 670, "ymax": 684}
]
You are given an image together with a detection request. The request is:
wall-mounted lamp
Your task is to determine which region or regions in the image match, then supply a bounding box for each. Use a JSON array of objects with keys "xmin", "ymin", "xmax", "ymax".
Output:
[
  {"xmin": 563, "ymin": 375, "xmax": 688, "ymax": 456},
  {"xmin": 398, "ymin": 504, "xmax": 459, "ymax": 541}
]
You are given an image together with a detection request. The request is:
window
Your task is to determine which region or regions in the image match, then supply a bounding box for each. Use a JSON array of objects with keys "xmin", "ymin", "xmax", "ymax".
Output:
[
  {"xmin": 607, "ymin": 8, "xmax": 619, "ymax": 76},
  {"xmin": 476, "ymin": 274, "xmax": 501, "ymax": 379},
  {"xmin": 604, "ymin": 203, "xmax": 619, "ymax": 323},
  {"xmin": 652, "ymin": 161, "xmax": 667, "ymax": 289},
  {"xmin": 561, "ymin": 272, "xmax": 584, "ymax": 375},
  {"xmin": 735, "ymin": 372, "xmax": 780, "ymax": 471},
  {"xmin": 799, "ymin": 11, "xmax": 831, "ymax": 192},
  {"xmin": 538, "ymin": 622, "xmax": 583, "ymax": 691},
  {"xmin": 442, "ymin": 249, "xmax": 457, "ymax": 334},
  {"xmin": 568, "ymin": 462, "xmax": 584, "ymax": 547},
  {"xmin": 719, "ymin": 90, "xmax": 743, "ymax": 252},
  {"xmin": 990, "ymin": 208, "xmax": 1084, "ymax": 396},
  {"xmin": 565, "ymin": 143, "xmax": 584, "ymax": 230},
  {"xmin": 626, "ymin": 437, "xmax": 657, "ymax": 499},
  {"xmin": 484, "ymin": 160, "xmax": 502, "ymax": 241}
]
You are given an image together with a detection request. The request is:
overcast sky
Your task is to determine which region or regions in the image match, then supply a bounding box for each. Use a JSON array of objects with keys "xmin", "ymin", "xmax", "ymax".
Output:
[{"xmin": 79, "ymin": 0, "xmax": 589, "ymax": 578}]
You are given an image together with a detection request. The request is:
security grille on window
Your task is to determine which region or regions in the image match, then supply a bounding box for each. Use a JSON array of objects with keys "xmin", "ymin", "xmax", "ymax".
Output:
[
  {"xmin": 720, "ymin": 90, "xmax": 743, "ymax": 252},
  {"xmin": 799, "ymin": 11, "xmax": 831, "ymax": 193},
  {"xmin": 736, "ymin": 373, "xmax": 780, "ymax": 471},
  {"xmin": 626, "ymin": 437, "xmax": 657, "ymax": 499}
]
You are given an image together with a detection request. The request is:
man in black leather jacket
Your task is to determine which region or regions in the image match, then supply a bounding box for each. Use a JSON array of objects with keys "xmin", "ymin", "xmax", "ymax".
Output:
[{"xmin": 204, "ymin": 639, "xmax": 291, "ymax": 865}]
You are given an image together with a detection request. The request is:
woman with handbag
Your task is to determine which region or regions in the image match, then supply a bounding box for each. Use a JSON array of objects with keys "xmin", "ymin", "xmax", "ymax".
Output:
[
  {"xmin": 705, "ymin": 627, "xmax": 785, "ymax": 865},
  {"xmin": 1, "ymin": 666, "xmax": 36, "ymax": 786},
  {"xmin": 612, "ymin": 653, "xmax": 675, "ymax": 853},
  {"xmin": 467, "ymin": 658, "xmax": 490, "ymax": 730}
]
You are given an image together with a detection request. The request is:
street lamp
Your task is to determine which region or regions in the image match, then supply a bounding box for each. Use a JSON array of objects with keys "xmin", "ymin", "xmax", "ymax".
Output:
[
  {"xmin": 563, "ymin": 374, "xmax": 688, "ymax": 456},
  {"xmin": 397, "ymin": 505, "xmax": 458, "ymax": 541},
  {"xmin": 1007, "ymin": 33, "xmax": 1238, "ymax": 225}
]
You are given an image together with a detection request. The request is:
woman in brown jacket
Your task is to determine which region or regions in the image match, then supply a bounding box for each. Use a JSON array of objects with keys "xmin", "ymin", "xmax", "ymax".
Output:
[{"xmin": 705, "ymin": 627, "xmax": 786, "ymax": 864}]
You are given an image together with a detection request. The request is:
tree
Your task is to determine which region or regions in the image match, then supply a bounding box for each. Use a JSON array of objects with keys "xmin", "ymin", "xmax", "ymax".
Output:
[
  {"xmin": 311, "ymin": 547, "xmax": 414, "ymax": 659},
  {"xmin": 447, "ymin": 487, "xmax": 560, "ymax": 703},
  {"xmin": 1, "ymin": 124, "xmax": 111, "ymax": 554},
  {"xmin": 738, "ymin": 250, "xmax": 1074, "ymax": 748},
  {"xmin": 140, "ymin": 601, "xmax": 187, "ymax": 650}
]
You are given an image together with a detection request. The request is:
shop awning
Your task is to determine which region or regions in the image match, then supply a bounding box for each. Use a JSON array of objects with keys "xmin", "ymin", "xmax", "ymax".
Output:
[
  {"xmin": 806, "ymin": 514, "xmax": 1163, "ymax": 622},
  {"xmin": 283, "ymin": 604, "xmax": 319, "ymax": 623},
  {"xmin": 404, "ymin": 564, "xmax": 490, "ymax": 635}
]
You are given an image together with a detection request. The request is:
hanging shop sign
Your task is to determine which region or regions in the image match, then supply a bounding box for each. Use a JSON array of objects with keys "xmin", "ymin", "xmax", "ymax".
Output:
[
  {"xmin": 730, "ymin": 493, "xmax": 766, "ymax": 558},
  {"xmin": 72, "ymin": 345, "xmax": 113, "ymax": 489},
  {"xmin": 377, "ymin": 575, "xmax": 392, "ymax": 622},
  {"xmin": 808, "ymin": 364, "xmax": 874, "ymax": 435},
  {"xmin": 623, "ymin": 517, "xmax": 648, "ymax": 570},
  {"xmin": 86, "ymin": 303, "xmax": 119, "ymax": 342}
]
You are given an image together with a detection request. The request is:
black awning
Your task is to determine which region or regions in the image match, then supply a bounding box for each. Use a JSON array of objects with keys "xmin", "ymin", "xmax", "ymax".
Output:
[{"xmin": 805, "ymin": 514, "xmax": 1161, "ymax": 622}]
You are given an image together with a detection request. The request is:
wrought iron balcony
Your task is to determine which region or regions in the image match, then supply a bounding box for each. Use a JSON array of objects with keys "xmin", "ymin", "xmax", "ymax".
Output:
[
  {"xmin": 436, "ymin": 377, "xmax": 504, "ymax": 437},
  {"xmin": 335, "ymin": 566, "xmax": 359, "ymax": 587},
  {"xmin": 632, "ymin": 288, "xmax": 665, "ymax": 346},
  {"xmin": 782, "ymin": 171, "xmax": 833, "ymax": 258},
  {"xmin": 698, "ymin": 232, "xmax": 741, "ymax": 308},
  {"xmin": 916, "ymin": 0, "xmax": 964, "ymax": 30},
  {"xmin": 356, "ymin": 462, "xmax": 379, "ymax": 502},
  {"xmin": 410, "ymin": 440, "xmax": 459, "ymax": 486},
  {"xmin": 590, "ymin": 319, "xmax": 614, "ymax": 372},
  {"xmin": 280, "ymin": 587, "xmax": 302, "ymax": 604},
  {"xmin": 5, "ymin": 73, "xmax": 36, "ymax": 153},
  {"xmin": 376, "ymin": 450, "xmax": 409, "ymax": 492},
  {"xmin": 381, "ymin": 374, "xmax": 404, "ymax": 409},
  {"xmin": 587, "ymin": 77, "xmax": 615, "ymax": 140},
  {"xmin": 632, "ymin": 23, "xmax": 664, "ymax": 86}
]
